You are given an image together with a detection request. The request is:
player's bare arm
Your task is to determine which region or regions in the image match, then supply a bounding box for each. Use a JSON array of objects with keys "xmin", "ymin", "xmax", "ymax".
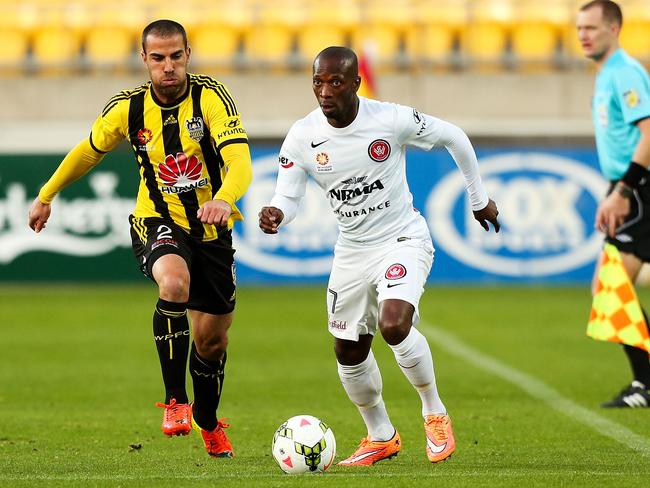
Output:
[
  {"xmin": 473, "ymin": 198, "xmax": 500, "ymax": 233},
  {"xmin": 259, "ymin": 206, "xmax": 284, "ymax": 234},
  {"xmin": 197, "ymin": 199, "xmax": 231, "ymax": 227},
  {"xmin": 596, "ymin": 117, "xmax": 650, "ymax": 237},
  {"xmin": 28, "ymin": 198, "xmax": 51, "ymax": 233}
]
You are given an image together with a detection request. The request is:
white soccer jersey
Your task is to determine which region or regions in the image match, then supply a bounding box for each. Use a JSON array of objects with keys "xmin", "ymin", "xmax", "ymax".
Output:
[{"xmin": 273, "ymin": 97, "xmax": 487, "ymax": 246}]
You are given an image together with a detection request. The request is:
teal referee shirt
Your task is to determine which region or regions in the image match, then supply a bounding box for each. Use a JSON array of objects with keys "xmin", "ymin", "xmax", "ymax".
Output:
[{"xmin": 592, "ymin": 48, "xmax": 650, "ymax": 180}]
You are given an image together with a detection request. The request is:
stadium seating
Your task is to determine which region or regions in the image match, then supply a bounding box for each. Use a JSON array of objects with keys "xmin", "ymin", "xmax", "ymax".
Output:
[
  {"xmin": 32, "ymin": 25, "xmax": 82, "ymax": 71},
  {"xmin": 618, "ymin": 1, "xmax": 650, "ymax": 62},
  {"xmin": 0, "ymin": 0, "xmax": 648, "ymax": 75},
  {"xmin": 510, "ymin": 1, "xmax": 569, "ymax": 67},
  {"xmin": 85, "ymin": 26, "xmax": 134, "ymax": 70},
  {"xmin": 412, "ymin": 0, "xmax": 467, "ymax": 65},
  {"xmin": 462, "ymin": 0, "xmax": 513, "ymax": 68},
  {"xmin": 296, "ymin": 0, "xmax": 359, "ymax": 63},
  {"xmin": 246, "ymin": 1, "xmax": 304, "ymax": 67},
  {"xmin": 2, "ymin": 28, "xmax": 30, "ymax": 70},
  {"xmin": 350, "ymin": 0, "xmax": 413, "ymax": 66}
]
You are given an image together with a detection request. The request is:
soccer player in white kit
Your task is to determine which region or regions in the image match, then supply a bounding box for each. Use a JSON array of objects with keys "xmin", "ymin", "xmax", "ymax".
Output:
[{"xmin": 259, "ymin": 47, "xmax": 500, "ymax": 466}]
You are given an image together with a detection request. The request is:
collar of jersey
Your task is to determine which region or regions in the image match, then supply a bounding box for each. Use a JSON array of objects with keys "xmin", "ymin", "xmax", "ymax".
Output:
[{"xmin": 149, "ymin": 75, "xmax": 191, "ymax": 109}]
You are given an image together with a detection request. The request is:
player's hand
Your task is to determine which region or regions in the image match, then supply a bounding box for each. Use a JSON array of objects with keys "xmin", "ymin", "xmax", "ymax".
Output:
[
  {"xmin": 198, "ymin": 199, "xmax": 231, "ymax": 227},
  {"xmin": 595, "ymin": 190, "xmax": 630, "ymax": 238},
  {"xmin": 259, "ymin": 206, "xmax": 284, "ymax": 234},
  {"xmin": 28, "ymin": 198, "xmax": 51, "ymax": 233},
  {"xmin": 473, "ymin": 199, "xmax": 500, "ymax": 233}
]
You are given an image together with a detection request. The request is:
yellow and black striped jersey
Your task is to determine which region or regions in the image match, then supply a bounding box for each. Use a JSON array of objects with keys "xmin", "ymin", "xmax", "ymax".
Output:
[{"xmin": 90, "ymin": 73, "xmax": 250, "ymax": 241}]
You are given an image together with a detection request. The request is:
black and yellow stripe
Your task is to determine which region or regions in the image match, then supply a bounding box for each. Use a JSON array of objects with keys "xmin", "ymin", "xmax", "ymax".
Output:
[{"xmin": 89, "ymin": 74, "xmax": 248, "ymax": 242}]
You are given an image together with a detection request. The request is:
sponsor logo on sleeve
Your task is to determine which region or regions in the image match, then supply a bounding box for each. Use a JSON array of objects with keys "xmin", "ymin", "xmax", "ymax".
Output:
[
  {"xmin": 624, "ymin": 89, "xmax": 640, "ymax": 108},
  {"xmin": 279, "ymin": 156, "xmax": 294, "ymax": 169}
]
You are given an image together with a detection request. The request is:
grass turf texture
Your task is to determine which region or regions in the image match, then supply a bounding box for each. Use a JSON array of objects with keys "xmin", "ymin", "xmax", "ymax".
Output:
[{"xmin": 1, "ymin": 284, "xmax": 649, "ymax": 487}]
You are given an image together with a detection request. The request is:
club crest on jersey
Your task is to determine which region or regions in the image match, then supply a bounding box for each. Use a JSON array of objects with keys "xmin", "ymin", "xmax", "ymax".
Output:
[
  {"xmin": 316, "ymin": 152, "xmax": 332, "ymax": 172},
  {"xmin": 158, "ymin": 152, "xmax": 208, "ymax": 194},
  {"xmin": 385, "ymin": 263, "xmax": 407, "ymax": 280},
  {"xmin": 185, "ymin": 117, "xmax": 205, "ymax": 141},
  {"xmin": 368, "ymin": 139, "xmax": 391, "ymax": 162}
]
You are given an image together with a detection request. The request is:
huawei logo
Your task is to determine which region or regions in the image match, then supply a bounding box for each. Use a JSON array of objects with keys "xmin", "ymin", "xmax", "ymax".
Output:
[{"xmin": 158, "ymin": 152, "xmax": 208, "ymax": 194}]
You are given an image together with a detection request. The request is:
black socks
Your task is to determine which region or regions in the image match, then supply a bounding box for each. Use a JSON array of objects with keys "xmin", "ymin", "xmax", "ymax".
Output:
[
  {"xmin": 153, "ymin": 298, "xmax": 190, "ymax": 404},
  {"xmin": 190, "ymin": 342, "xmax": 226, "ymax": 431}
]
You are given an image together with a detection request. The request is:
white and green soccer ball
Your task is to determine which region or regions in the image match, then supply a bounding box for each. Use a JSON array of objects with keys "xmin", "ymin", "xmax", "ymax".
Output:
[{"xmin": 271, "ymin": 414, "xmax": 336, "ymax": 474}]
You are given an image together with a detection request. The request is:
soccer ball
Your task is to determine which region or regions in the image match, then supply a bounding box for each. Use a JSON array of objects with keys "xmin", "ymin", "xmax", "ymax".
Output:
[{"xmin": 271, "ymin": 414, "xmax": 336, "ymax": 474}]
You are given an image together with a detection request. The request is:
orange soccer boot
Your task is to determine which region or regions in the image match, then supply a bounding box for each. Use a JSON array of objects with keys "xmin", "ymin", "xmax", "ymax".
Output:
[
  {"xmin": 155, "ymin": 398, "xmax": 192, "ymax": 437},
  {"xmin": 337, "ymin": 430, "xmax": 401, "ymax": 466},
  {"xmin": 192, "ymin": 415, "xmax": 234, "ymax": 458},
  {"xmin": 424, "ymin": 414, "xmax": 456, "ymax": 462}
]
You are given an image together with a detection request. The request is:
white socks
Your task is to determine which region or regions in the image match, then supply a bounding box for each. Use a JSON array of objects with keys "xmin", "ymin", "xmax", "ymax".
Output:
[
  {"xmin": 389, "ymin": 327, "xmax": 446, "ymax": 417},
  {"xmin": 337, "ymin": 350, "xmax": 395, "ymax": 442}
]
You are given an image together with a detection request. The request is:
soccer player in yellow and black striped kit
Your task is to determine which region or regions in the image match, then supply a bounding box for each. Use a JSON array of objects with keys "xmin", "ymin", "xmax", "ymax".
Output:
[{"xmin": 28, "ymin": 20, "xmax": 252, "ymax": 458}]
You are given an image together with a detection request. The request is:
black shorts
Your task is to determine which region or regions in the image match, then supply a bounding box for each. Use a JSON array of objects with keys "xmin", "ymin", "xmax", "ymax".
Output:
[
  {"xmin": 129, "ymin": 215, "xmax": 236, "ymax": 315},
  {"xmin": 605, "ymin": 177, "xmax": 650, "ymax": 262}
]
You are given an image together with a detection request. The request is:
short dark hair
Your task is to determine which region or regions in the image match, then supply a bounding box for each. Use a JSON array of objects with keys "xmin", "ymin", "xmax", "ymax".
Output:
[
  {"xmin": 580, "ymin": 0, "xmax": 623, "ymax": 27},
  {"xmin": 314, "ymin": 46, "xmax": 359, "ymax": 76},
  {"xmin": 141, "ymin": 19, "xmax": 188, "ymax": 52}
]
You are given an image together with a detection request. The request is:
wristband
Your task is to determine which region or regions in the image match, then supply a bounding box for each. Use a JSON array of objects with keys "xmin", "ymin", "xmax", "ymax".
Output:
[
  {"xmin": 621, "ymin": 161, "xmax": 646, "ymax": 189},
  {"xmin": 615, "ymin": 183, "xmax": 633, "ymax": 199}
]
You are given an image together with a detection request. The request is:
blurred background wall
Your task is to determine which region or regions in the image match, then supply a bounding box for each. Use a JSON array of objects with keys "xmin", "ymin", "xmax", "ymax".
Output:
[{"xmin": 1, "ymin": 0, "xmax": 649, "ymax": 283}]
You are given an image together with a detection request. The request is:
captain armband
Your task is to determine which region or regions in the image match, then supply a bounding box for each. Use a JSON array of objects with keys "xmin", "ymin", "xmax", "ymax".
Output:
[{"xmin": 621, "ymin": 161, "xmax": 647, "ymax": 189}]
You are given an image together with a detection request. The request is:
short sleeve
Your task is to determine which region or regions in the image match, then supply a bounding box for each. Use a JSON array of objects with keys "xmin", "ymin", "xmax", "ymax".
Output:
[
  {"xmin": 275, "ymin": 125, "xmax": 308, "ymax": 198},
  {"xmin": 203, "ymin": 83, "xmax": 248, "ymax": 151},
  {"xmin": 613, "ymin": 66, "xmax": 650, "ymax": 125},
  {"xmin": 89, "ymin": 99, "xmax": 127, "ymax": 153},
  {"xmin": 395, "ymin": 103, "xmax": 443, "ymax": 150}
]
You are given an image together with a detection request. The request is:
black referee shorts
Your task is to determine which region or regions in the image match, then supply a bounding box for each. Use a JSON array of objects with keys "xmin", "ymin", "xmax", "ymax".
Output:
[
  {"xmin": 605, "ymin": 177, "xmax": 650, "ymax": 262},
  {"xmin": 129, "ymin": 215, "xmax": 236, "ymax": 315}
]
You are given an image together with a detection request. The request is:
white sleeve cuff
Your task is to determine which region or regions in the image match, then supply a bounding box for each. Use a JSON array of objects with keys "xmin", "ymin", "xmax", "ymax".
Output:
[{"xmin": 269, "ymin": 193, "xmax": 301, "ymax": 227}]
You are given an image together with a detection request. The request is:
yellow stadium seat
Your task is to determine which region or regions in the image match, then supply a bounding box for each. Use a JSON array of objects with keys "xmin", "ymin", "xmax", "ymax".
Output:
[
  {"xmin": 411, "ymin": 0, "xmax": 468, "ymax": 65},
  {"xmin": 620, "ymin": 21, "xmax": 650, "ymax": 61},
  {"xmin": 351, "ymin": 0, "xmax": 414, "ymax": 65},
  {"xmin": 296, "ymin": 0, "xmax": 360, "ymax": 64},
  {"xmin": 463, "ymin": 0, "xmax": 513, "ymax": 66},
  {"xmin": 191, "ymin": 25, "xmax": 241, "ymax": 67},
  {"xmin": 351, "ymin": 24, "xmax": 402, "ymax": 65},
  {"xmin": 85, "ymin": 26, "xmax": 134, "ymax": 68},
  {"xmin": 297, "ymin": 24, "xmax": 348, "ymax": 62},
  {"xmin": 463, "ymin": 22, "xmax": 508, "ymax": 65},
  {"xmin": 511, "ymin": 22, "xmax": 558, "ymax": 62},
  {"xmin": 32, "ymin": 26, "xmax": 81, "ymax": 70},
  {"xmin": 246, "ymin": 1, "xmax": 305, "ymax": 66},
  {"xmin": 511, "ymin": 1, "xmax": 569, "ymax": 66},
  {"xmin": 246, "ymin": 24, "xmax": 294, "ymax": 65},
  {"xmin": 188, "ymin": 0, "xmax": 255, "ymax": 68},
  {"xmin": 1, "ymin": 28, "xmax": 29, "ymax": 69}
]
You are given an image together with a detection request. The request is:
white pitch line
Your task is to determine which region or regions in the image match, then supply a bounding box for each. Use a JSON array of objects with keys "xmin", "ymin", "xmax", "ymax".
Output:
[{"xmin": 420, "ymin": 322, "xmax": 650, "ymax": 458}]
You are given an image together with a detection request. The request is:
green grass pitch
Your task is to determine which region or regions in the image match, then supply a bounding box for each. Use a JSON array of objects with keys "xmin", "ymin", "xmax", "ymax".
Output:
[{"xmin": 1, "ymin": 284, "xmax": 649, "ymax": 487}]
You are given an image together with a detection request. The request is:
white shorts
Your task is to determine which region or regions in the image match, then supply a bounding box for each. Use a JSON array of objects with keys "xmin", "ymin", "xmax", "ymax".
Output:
[{"xmin": 326, "ymin": 236, "xmax": 434, "ymax": 341}]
